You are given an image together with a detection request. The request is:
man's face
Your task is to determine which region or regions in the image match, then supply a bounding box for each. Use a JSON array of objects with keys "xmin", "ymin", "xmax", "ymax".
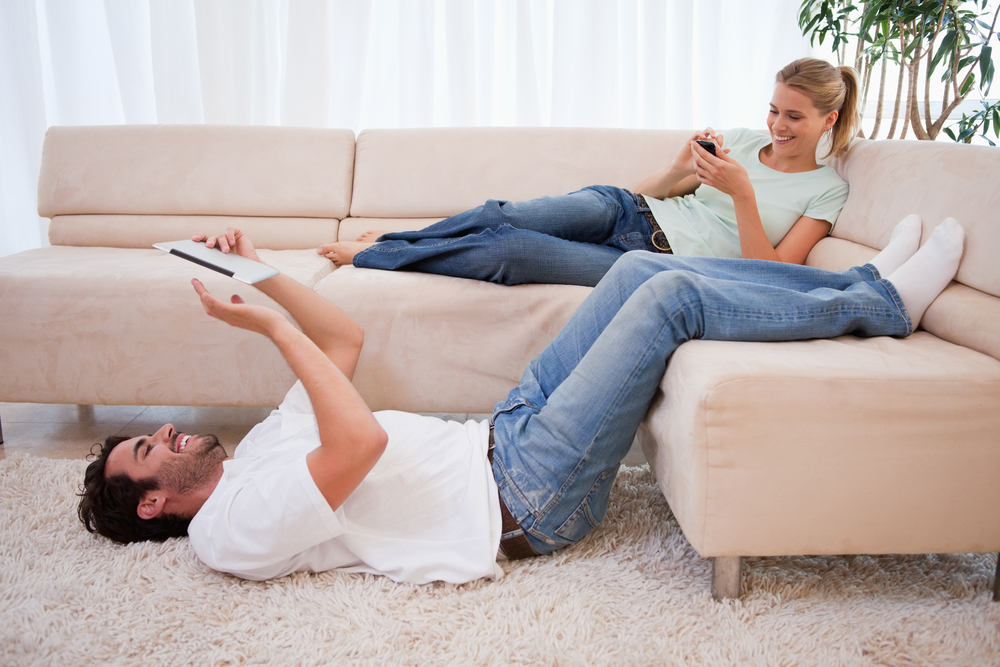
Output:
[{"xmin": 106, "ymin": 424, "xmax": 227, "ymax": 496}]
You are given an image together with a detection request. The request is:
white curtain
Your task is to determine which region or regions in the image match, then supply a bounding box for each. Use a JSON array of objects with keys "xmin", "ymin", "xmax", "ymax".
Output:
[{"xmin": 0, "ymin": 0, "xmax": 810, "ymax": 258}]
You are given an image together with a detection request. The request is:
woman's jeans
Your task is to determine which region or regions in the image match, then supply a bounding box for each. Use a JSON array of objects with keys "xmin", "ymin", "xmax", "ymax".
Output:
[
  {"xmin": 352, "ymin": 185, "xmax": 659, "ymax": 287},
  {"xmin": 490, "ymin": 252, "xmax": 912, "ymax": 556}
]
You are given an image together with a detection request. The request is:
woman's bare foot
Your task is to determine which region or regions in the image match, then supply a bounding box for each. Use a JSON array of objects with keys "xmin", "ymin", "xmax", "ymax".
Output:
[
  {"xmin": 357, "ymin": 229, "xmax": 387, "ymax": 243},
  {"xmin": 316, "ymin": 241, "xmax": 375, "ymax": 266}
]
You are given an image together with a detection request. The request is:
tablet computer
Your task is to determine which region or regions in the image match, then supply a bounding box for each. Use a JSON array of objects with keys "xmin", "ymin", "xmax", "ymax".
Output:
[{"xmin": 153, "ymin": 240, "xmax": 279, "ymax": 284}]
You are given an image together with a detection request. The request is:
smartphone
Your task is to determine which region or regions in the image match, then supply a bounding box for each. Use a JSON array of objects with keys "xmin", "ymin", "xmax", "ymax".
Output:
[{"xmin": 695, "ymin": 139, "xmax": 718, "ymax": 156}]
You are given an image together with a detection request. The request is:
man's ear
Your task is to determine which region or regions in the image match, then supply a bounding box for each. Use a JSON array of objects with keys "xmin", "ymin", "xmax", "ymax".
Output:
[{"xmin": 137, "ymin": 492, "xmax": 166, "ymax": 520}]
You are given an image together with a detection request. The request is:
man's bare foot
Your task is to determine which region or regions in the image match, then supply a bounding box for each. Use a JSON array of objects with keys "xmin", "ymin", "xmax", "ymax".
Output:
[
  {"xmin": 316, "ymin": 241, "xmax": 375, "ymax": 266},
  {"xmin": 357, "ymin": 230, "xmax": 387, "ymax": 243}
]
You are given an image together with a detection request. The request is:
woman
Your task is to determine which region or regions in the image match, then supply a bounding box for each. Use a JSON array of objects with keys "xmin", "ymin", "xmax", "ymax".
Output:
[{"xmin": 319, "ymin": 58, "xmax": 860, "ymax": 287}]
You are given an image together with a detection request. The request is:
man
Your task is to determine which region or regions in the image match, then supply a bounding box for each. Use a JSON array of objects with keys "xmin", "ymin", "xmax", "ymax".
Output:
[{"xmin": 79, "ymin": 218, "xmax": 964, "ymax": 583}]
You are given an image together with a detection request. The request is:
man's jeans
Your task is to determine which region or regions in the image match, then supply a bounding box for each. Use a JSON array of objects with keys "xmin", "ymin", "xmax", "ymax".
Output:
[
  {"xmin": 353, "ymin": 185, "xmax": 659, "ymax": 287},
  {"xmin": 490, "ymin": 252, "xmax": 912, "ymax": 555}
]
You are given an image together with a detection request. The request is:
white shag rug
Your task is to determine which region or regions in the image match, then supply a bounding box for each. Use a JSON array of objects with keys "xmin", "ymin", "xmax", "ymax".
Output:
[{"xmin": 2, "ymin": 453, "xmax": 998, "ymax": 667}]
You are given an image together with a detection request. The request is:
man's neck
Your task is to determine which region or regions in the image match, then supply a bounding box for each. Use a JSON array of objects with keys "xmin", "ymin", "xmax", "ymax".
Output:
[{"xmin": 165, "ymin": 463, "xmax": 226, "ymax": 519}]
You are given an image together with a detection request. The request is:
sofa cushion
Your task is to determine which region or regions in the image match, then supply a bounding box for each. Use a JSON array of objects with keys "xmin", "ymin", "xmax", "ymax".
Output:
[
  {"xmin": 0, "ymin": 247, "xmax": 330, "ymax": 406},
  {"xmin": 640, "ymin": 333, "xmax": 1000, "ymax": 558},
  {"xmin": 350, "ymin": 127, "xmax": 692, "ymax": 219},
  {"xmin": 828, "ymin": 139, "xmax": 1000, "ymax": 300},
  {"xmin": 48, "ymin": 215, "xmax": 340, "ymax": 251},
  {"xmin": 337, "ymin": 217, "xmax": 443, "ymax": 243},
  {"xmin": 808, "ymin": 236, "xmax": 1000, "ymax": 363},
  {"xmin": 313, "ymin": 265, "xmax": 591, "ymax": 412},
  {"xmin": 37, "ymin": 125, "xmax": 356, "ymax": 222}
]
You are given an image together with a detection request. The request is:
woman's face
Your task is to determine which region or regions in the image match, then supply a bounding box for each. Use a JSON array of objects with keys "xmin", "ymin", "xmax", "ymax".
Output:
[{"xmin": 766, "ymin": 83, "xmax": 839, "ymax": 160}]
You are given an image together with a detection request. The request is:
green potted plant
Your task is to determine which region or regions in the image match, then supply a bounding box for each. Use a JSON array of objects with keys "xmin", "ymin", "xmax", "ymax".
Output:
[{"xmin": 798, "ymin": 0, "xmax": 998, "ymax": 144}]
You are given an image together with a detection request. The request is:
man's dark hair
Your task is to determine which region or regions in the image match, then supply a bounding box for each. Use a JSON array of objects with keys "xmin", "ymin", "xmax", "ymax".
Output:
[{"xmin": 77, "ymin": 435, "xmax": 191, "ymax": 544}]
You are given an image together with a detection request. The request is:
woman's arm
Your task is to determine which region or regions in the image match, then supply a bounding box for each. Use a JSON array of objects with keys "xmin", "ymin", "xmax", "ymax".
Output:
[
  {"xmin": 635, "ymin": 129, "xmax": 720, "ymax": 199},
  {"xmin": 690, "ymin": 142, "xmax": 829, "ymax": 264},
  {"xmin": 635, "ymin": 166, "xmax": 700, "ymax": 199},
  {"xmin": 772, "ymin": 216, "xmax": 833, "ymax": 265}
]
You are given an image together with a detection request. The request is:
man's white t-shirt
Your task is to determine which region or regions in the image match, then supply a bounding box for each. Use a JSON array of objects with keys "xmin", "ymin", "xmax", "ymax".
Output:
[
  {"xmin": 644, "ymin": 128, "xmax": 850, "ymax": 258},
  {"xmin": 188, "ymin": 381, "xmax": 504, "ymax": 584}
]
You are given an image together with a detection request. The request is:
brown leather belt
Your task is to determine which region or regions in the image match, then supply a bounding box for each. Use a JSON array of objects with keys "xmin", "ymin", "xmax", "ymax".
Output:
[
  {"xmin": 488, "ymin": 428, "xmax": 539, "ymax": 560},
  {"xmin": 635, "ymin": 194, "xmax": 673, "ymax": 254}
]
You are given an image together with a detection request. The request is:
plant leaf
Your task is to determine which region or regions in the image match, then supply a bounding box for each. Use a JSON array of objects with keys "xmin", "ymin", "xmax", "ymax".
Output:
[
  {"xmin": 960, "ymin": 73, "xmax": 976, "ymax": 96},
  {"xmin": 979, "ymin": 45, "xmax": 992, "ymax": 82}
]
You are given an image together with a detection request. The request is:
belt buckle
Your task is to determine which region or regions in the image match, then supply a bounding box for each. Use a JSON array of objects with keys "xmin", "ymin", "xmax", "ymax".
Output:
[{"xmin": 651, "ymin": 229, "xmax": 671, "ymax": 253}]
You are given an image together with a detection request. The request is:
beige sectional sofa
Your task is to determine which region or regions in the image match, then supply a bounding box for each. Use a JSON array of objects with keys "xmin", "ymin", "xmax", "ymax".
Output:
[{"xmin": 2, "ymin": 125, "xmax": 999, "ymax": 600}]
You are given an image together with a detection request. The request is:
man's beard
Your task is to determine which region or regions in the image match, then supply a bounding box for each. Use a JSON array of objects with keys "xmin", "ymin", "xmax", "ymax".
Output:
[{"xmin": 157, "ymin": 434, "xmax": 226, "ymax": 494}]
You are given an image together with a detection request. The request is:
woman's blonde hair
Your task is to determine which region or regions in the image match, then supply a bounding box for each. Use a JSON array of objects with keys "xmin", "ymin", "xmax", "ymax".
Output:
[{"xmin": 775, "ymin": 58, "xmax": 860, "ymax": 159}]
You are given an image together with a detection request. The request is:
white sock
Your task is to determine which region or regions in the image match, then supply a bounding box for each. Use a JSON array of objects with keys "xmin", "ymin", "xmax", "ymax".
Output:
[
  {"xmin": 869, "ymin": 214, "xmax": 922, "ymax": 277},
  {"xmin": 885, "ymin": 218, "xmax": 965, "ymax": 327}
]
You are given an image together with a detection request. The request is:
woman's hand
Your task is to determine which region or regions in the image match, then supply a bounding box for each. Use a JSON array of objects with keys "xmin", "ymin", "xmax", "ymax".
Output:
[
  {"xmin": 691, "ymin": 138, "xmax": 752, "ymax": 199},
  {"xmin": 191, "ymin": 278, "xmax": 287, "ymax": 338},
  {"xmin": 636, "ymin": 128, "xmax": 723, "ymax": 199},
  {"xmin": 192, "ymin": 227, "xmax": 263, "ymax": 264},
  {"xmin": 671, "ymin": 128, "xmax": 724, "ymax": 175}
]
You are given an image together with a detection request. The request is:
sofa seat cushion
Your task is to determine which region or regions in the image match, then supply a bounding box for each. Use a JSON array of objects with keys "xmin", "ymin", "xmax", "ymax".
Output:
[
  {"xmin": 314, "ymin": 266, "xmax": 592, "ymax": 413},
  {"xmin": 255, "ymin": 249, "xmax": 333, "ymax": 289},
  {"xmin": 0, "ymin": 247, "xmax": 329, "ymax": 406},
  {"xmin": 639, "ymin": 332, "xmax": 1000, "ymax": 558}
]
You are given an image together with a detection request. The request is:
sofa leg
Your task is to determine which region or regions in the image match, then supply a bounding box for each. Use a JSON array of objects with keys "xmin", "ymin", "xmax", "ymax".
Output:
[
  {"xmin": 993, "ymin": 554, "xmax": 1000, "ymax": 602},
  {"xmin": 712, "ymin": 556, "xmax": 742, "ymax": 600}
]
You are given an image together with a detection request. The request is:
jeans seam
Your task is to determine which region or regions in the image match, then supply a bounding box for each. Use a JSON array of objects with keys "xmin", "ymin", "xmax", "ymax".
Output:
[
  {"xmin": 876, "ymin": 279, "xmax": 915, "ymax": 335},
  {"xmin": 363, "ymin": 232, "xmax": 501, "ymax": 253},
  {"xmin": 552, "ymin": 465, "xmax": 619, "ymax": 540},
  {"xmin": 491, "ymin": 451, "xmax": 535, "ymax": 526},
  {"xmin": 533, "ymin": 299, "xmax": 672, "ymax": 526}
]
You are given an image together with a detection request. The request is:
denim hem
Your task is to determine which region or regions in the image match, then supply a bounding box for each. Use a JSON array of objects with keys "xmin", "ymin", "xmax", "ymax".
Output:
[
  {"xmin": 872, "ymin": 278, "xmax": 914, "ymax": 335},
  {"xmin": 858, "ymin": 263, "xmax": 881, "ymax": 281}
]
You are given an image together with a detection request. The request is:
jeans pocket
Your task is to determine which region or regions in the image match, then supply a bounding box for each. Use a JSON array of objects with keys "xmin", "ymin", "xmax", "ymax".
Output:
[
  {"xmin": 552, "ymin": 466, "xmax": 619, "ymax": 544},
  {"xmin": 609, "ymin": 232, "xmax": 647, "ymax": 250}
]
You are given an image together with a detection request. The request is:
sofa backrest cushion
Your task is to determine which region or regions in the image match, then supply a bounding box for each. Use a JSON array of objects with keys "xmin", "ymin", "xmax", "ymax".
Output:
[
  {"xmin": 829, "ymin": 138, "xmax": 1000, "ymax": 299},
  {"xmin": 812, "ymin": 138, "xmax": 1000, "ymax": 362},
  {"xmin": 38, "ymin": 125, "xmax": 355, "ymax": 248},
  {"xmin": 349, "ymin": 127, "xmax": 692, "ymax": 218}
]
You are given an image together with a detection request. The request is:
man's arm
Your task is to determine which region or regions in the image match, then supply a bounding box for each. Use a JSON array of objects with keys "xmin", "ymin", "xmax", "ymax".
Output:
[
  {"xmin": 192, "ymin": 229, "xmax": 386, "ymax": 510},
  {"xmin": 194, "ymin": 228, "xmax": 364, "ymax": 381}
]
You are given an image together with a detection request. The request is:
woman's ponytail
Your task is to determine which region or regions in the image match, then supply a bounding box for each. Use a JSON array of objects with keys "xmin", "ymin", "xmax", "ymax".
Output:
[{"xmin": 828, "ymin": 66, "xmax": 860, "ymax": 158}]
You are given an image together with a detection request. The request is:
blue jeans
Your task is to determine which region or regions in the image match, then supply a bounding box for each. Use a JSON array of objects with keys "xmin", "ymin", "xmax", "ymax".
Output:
[
  {"xmin": 353, "ymin": 185, "xmax": 659, "ymax": 287},
  {"xmin": 490, "ymin": 253, "xmax": 911, "ymax": 555}
]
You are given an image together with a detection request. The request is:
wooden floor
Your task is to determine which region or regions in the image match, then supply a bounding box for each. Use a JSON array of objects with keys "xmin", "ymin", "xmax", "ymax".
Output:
[{"xmin": 0, "ymin": 402, "xmax": 274, "ymax": 460}]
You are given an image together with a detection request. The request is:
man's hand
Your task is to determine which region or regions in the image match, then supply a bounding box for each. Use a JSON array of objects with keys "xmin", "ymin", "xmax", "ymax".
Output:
[
  {"xmin": 192, "ymin": 278, "xmax": 287, "ymax": 338},
  {"xmin": 192, "ymin": 227, "xmax": 262, "ymax": 264}
]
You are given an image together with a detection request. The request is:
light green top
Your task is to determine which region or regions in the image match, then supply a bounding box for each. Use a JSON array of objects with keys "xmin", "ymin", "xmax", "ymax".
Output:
[{"xmin": 643, "ymin": 128, "xmax": 849, "ymax": 258}]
